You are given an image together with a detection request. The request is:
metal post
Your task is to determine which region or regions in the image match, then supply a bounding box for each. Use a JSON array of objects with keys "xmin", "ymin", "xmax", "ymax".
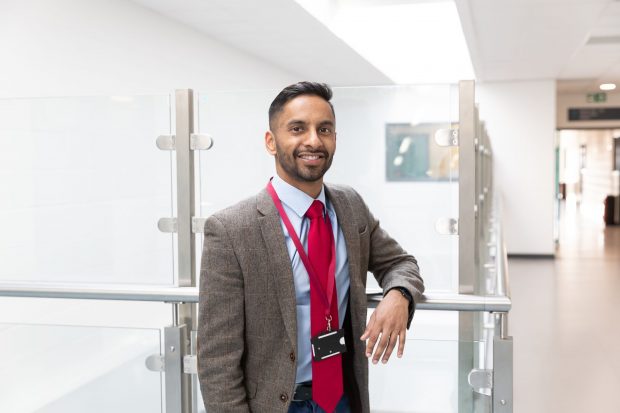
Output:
[
  {"xmin": 493, "ymin": 312, "xmax": 513, "ymax": 412},
  {"xmin": 459, "ymin": 80, "xmax": 477, "ymax": 294},
  {"xmin": 172, "ymin": 303, "xmax": 179, "ymax": 327},
  {"xmin": 175, "ymin": 89, "xmax": 196, "ymax": 288},
  {"xmin": 172, "ymin": 89, "xmax": 197, "ymax": 412},
  {"xmin": 458, "ymin": 80, "xmax": 477, "ymax": 412},
  {"xmin": 190, "ymin": 329, "xmax": 200, "ymax": 413},
  {"xmin": 165, "ymin": 324, "xmax": 189, "ymax": 413}
]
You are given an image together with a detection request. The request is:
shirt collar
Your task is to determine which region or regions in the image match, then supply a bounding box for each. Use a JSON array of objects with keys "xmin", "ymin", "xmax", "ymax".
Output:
[{"xmin": 271, "ymin": 173, "xmax": 327, "ymax": 218}]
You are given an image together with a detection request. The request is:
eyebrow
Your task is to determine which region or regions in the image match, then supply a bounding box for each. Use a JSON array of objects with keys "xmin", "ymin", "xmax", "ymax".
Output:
[
  {"xmin": 285, "ymin": 119, "xmax": 335, "ymax": 127},
  {"xmin": 286, "ymin": 119, "xmax": 307, "ymax": 127}
]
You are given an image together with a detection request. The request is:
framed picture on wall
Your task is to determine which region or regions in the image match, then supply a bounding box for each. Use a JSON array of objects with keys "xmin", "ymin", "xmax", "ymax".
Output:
[{"xmin": 385, "ymin": 122, "xmax": 459, "ymax": 182}]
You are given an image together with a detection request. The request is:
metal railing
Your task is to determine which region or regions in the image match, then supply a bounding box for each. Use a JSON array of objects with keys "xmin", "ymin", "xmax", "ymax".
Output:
[{"xmin": 0, "ymin": 284, "xmax": 510, "ymax": 313}]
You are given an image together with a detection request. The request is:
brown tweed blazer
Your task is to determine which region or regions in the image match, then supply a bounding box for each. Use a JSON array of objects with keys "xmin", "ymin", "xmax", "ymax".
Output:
[{"xmin": 198, "ymin": 183, "xmax": 424, "ymax": 413}]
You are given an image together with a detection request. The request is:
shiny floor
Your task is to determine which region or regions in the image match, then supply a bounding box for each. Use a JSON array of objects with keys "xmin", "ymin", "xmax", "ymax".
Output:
[{"xmin": 511, "ymin": 199, "xmax": 620, "ymax": 412}]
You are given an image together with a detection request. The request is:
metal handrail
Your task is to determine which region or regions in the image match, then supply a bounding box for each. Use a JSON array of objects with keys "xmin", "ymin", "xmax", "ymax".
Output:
[
  {"xmin": 0, "ymin": 282, "xmax": 511, "ymax": 313},
  {"xmin": 0, "ymin": 282, "xmax": 197, "ymax": 302}
]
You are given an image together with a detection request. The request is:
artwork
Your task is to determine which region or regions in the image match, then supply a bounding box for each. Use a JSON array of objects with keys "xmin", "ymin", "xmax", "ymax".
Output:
[{"xmin": 386, "ymin": 123, "xmax": 459, "ymax": 182}]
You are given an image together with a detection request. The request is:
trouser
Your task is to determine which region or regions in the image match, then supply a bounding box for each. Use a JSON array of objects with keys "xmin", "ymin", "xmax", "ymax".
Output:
[{"xmin": 287, "ymin": 394, "xmax": 350, "ymax": 413}]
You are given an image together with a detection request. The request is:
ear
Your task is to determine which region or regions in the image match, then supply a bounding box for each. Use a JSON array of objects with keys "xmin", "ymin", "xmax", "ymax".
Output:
[{"xmin": 265, "ymin": 130, "xmax": 277, "ymax": 156}]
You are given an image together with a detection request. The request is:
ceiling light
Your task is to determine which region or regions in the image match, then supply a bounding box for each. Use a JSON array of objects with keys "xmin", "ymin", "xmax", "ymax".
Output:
[
  {"xmin": 600, "ymin": 83, "xmax": 616, "ymax": 91},
  {"xmin": 393, "ymin": 155, "xmax": 404, "ymax": 166}
]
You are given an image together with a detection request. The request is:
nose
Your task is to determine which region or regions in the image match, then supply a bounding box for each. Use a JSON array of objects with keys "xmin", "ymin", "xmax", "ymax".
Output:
[{"xmin": 304, "ymin": 128, "xmax": 321, "ymax": 147}]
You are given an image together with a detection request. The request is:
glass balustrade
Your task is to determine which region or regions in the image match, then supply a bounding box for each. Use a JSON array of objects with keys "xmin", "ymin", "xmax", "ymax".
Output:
[
  {"xmin": 0, "ymin": 95, "xmax": 175, "ymax": 285},
  {"xmin": 0, "ymin": 322, "xmax": 163, "ymax": 413},
  {"xmin": 369, "ymin": 338, "xmax": 485, "ymax": 413}
]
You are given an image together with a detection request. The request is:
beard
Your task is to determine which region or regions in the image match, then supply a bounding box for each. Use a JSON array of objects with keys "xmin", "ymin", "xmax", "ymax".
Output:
[{"xmin": 274, "ymin": 141, "xmax": 334, "ymax": 183}]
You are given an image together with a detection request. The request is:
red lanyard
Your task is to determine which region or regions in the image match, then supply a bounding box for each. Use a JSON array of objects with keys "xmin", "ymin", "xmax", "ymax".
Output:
[{"xmin": 266, "ymin": 180, "xmax": 336, "ymax": 318}]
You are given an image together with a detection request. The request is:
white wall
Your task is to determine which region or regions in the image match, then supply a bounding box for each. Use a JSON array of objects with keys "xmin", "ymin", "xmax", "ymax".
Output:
[
  {"xmin": 477, "ymin": 80, "xmax": 556, "ymax": 255},
  {"xmin": 0, "ymin": 0, "xmax": 299, "ymax": 97}
]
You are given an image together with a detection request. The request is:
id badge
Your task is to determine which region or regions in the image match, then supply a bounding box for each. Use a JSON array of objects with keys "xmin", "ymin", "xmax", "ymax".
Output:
[{"xmin": 311, "ymin": 329, "xmax": 347, "ymax": 361}]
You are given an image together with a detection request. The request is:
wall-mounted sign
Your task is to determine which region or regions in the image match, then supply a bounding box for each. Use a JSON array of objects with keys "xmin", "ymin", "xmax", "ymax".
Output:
[
  {"xmin": 568, "ymin": 107, "xmax": 620, "ymax": 121},
  {"xmin": 586, "ymin": 92, "xmax": 607, "ymax": 103}
]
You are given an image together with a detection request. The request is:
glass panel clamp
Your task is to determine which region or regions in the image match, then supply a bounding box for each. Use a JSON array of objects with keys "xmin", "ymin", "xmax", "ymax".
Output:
[
  {"xmin": 435, "ymin": 218, "xmax": 458, "ymax": 235},
  {"xmin": 468, "ymin": 368, "xmax": 492, "ymax": 395},
  {"xmin": 145, "ymin": 354, "xmax": 165, "ymax": 372},
  {"xmin": 183, "ymin": 355, "xmax": 197, "ymax": 375},
  {"xmin": 158, "ymin": 217, "xmax": 206, "ymax": 234},
  {"xmin": 434, "ymin": 128, "xmax": 459, "ymax": 146},
  {"xmin": 156, "ymin": 134, "xmax": 214, "ymax": 150},
  {"xmin": 191, "ymin": 217, "xmax": 207, "ymax": 234},
  {"xmin": 158, "ymin": 217, "xmax": 178, "ymax": 233}
]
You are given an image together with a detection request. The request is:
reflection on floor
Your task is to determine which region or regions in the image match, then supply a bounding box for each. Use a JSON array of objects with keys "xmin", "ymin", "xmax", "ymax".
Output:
[{"xmin": 511, "ymin": 199, "xmax": 620, "ymax": 413}]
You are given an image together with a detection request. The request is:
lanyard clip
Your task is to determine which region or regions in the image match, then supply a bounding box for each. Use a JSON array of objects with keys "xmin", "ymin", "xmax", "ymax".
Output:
[{"xmin": 325, "ymin": 314, "xmax": 332, "ymax": 332}]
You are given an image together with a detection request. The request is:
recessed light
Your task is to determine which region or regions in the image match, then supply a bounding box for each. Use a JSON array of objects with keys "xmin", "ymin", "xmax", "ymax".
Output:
[{"xmin": 600, "ymin": 83, "xmax": 616, "ymax": 91}]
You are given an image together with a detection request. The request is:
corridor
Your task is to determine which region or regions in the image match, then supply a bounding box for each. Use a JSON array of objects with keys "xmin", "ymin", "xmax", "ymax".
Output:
[{"xmin": 511, "ymin": 199, "xmax": 620, "ymax": 412}]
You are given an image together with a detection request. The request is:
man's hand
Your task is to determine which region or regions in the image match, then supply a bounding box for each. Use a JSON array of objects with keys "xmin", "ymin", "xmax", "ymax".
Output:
[{"xmin": 360, "ymin": 289, "xmax": 410, "ymax": 364}]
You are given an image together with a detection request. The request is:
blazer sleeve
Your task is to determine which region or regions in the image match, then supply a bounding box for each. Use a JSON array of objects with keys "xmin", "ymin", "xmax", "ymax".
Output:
[
  {"xmin": 353, "ymin": 190, "xmax": 425, "ymax": 328},
  {"xmin": 197, "ymin": 215, "xmax": 250, "ymax": 413}
]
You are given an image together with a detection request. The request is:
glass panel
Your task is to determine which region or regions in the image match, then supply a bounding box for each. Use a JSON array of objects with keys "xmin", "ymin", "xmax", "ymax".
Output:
[
  {"xmin": 195, "ymin": 85, "xmax": 459, "ymax": 291},
  {"xmin": 196, "ymin": 90, "xmax": 275, "ymax": 216},
  {"xmin": 368, "ymin": 307, "xmax": 489, "ymax": 413},
  {"xmin": 369, "ymin": 338, "xmax": 485, "ymax": 413},
  {"xmin": 329, "ymin": 85, "xmax": 459, "ymax": 292},
  {"xmin": 0, "ymin": 323, "xmax": 162, "ymax": 412},
  {"xmin": 0, "ymin": 95, "xmax": 175, "ymax": 285}
]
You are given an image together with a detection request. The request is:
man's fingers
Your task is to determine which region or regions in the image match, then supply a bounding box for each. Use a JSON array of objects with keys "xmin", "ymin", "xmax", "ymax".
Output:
[
  {"xmin": 371, "ymin": 330, "xmax": 391, "ymax": 364},
  {"xmin": 381, "ymin": 332, "xmax": 398, "ymax": 363},
  {"xmin": 361, "ymin": 314, "xmax": 376, "ymax": 341},
  {"xmin": 397, "ymin": 330, "xmax": 406, "ymax": 357},
  {"xmin": 365, "ymin": 331, "xmax": 379, "ymax": 357}
]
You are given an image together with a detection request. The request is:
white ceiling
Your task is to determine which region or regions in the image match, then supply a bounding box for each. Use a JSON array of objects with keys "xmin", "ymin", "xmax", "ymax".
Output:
[
  {"xmin": 457, "ymin": 0, "xmax": 620, "ymax": 92},
  {"xmin": 129, "ymin": 0, "xmax": 392, "ymax": 86},
  {"xmin": 131, "ymin": 0, "xmax": 620, "ymax": 92}
]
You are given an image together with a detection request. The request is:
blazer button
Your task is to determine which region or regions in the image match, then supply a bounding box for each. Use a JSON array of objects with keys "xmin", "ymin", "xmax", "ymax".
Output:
[
  {"xmin": 280, "ymin": 393, "xmax": 288, "ymax": 403},
  {"xmin": 289, "ymin": 352, "xmax": 295, "ymax": 362}
]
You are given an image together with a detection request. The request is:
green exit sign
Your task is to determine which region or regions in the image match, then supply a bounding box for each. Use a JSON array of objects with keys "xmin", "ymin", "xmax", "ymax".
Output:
[{"xmin": 587, "ymin": 92, "xmax": 607, "ymax": 103}]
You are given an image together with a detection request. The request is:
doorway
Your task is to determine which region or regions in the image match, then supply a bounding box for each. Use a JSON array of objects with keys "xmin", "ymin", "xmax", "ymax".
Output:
[{"xmin": 556, "ymin": 129, "xmax": 620, "ymax": 254}]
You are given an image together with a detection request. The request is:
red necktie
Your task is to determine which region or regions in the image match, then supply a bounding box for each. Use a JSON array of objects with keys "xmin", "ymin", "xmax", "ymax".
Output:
[{"xmin": 306, "ymin": 200, "xmax": 343, "ymax": 413}]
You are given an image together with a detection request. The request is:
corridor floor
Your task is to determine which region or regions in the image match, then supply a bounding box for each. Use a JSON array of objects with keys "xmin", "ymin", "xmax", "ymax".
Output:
[{"xmin": 510, "ymin": 200, "xmax": 620, "ymax": 412}]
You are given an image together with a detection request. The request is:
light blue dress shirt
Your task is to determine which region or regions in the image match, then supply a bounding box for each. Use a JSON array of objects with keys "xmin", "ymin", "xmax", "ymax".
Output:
[{"xmin": 270, "ymin": 174, "xmax": 350, "ymax": 384}]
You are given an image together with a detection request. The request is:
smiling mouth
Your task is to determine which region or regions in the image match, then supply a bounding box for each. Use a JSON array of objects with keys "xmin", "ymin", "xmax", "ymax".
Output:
[{"xmin": 297, "ymin": 152, "xmax": 326, "ymax": 161}]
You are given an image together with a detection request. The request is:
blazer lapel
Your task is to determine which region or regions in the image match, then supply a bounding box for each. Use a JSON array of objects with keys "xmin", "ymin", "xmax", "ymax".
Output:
[
  {"xmin": 256, "ymin": 188, "xmax": 298, "ymax": 348},
  {"xmin": 325, "ymin": 184, "xmax": 366, "ymax": 337},
  {"xmin": 325, "ymin": 184, "xmax": 361, "ymax": 283}
]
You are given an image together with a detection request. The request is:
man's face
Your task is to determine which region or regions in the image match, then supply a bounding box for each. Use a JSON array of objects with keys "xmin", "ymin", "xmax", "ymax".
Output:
[{"xmin": 265, "ymin": 95, "xmax": 336, "ymax": 184}]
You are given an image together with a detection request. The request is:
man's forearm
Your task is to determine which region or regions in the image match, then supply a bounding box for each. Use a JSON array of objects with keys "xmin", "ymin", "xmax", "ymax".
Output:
[{"xmin": 367, "ymin": 215, "xmax": 424, "ymax": 301}]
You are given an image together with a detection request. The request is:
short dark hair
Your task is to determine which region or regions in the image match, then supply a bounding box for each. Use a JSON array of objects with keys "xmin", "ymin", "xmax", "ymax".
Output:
[{"xmin": 268, "ymin": 81, "xmax": 335, "ymax": 130}]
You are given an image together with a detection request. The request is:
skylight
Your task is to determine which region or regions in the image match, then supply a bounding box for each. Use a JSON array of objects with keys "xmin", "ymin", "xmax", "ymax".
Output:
[{"xmin": 295, "ymin": 0, "xmax": 474, "ymax": 84}]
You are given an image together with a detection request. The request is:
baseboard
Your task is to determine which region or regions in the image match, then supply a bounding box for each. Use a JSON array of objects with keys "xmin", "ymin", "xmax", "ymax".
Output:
[{"xmin": 507, "ymin": 253, "xmax": 555, "ymax": 259}]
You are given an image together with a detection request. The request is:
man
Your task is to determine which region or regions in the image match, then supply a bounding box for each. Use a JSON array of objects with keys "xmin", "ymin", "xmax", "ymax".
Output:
[{"xmin": 198, "ymin": 81, "xmax": 424, "ymax": 413}]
